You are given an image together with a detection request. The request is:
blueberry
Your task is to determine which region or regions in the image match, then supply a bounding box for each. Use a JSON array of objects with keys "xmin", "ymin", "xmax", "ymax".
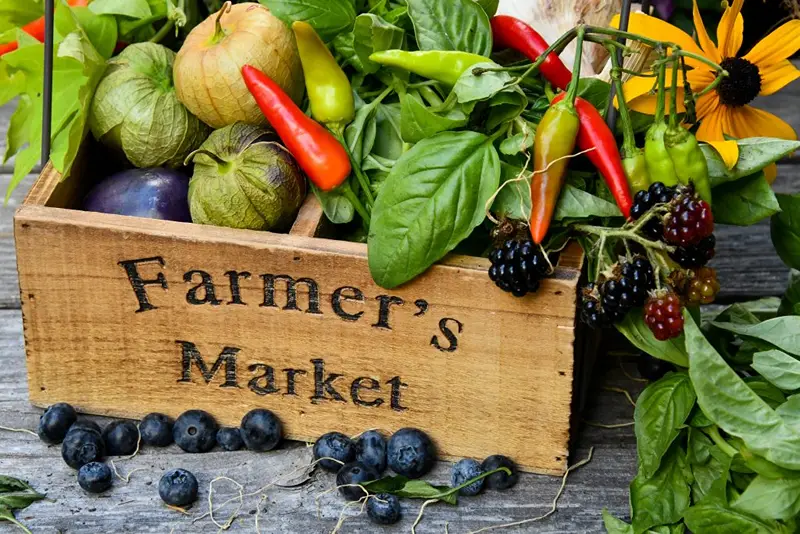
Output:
[
  {"xmin": 217, "ymin": 428, "xmax": 244, "ymax": 451},
  {"xmin": 240, "ymin": 409, "xmax": 281, "ymax": 452},
  {"xmin": 37, "ymin": 403, "xmax": 78, "ymax": 444},
  {"xmin": 62, "ymin": 429, "xmax": 105, "ymax": 469},
  {"xmin": 336, "ymin": 462, "xmax": 378, "ymax": 501},
  {"xmin": 102, "ymin": 421, "xmax": 139, "ymax": 456},
  {"xmin": 159, "ymin": 468, "xmax": 199, "ymax": 508},
  {"xmin": 173, "ymin": 410, "xmax": 217, "ymax": 453},
  {"xmin": 451, "ymin": 459, "xmax": 485, "ymax": 496},
  {"xmin": 78, "ymin": 462, "xmax": 113, "ymax": 493},
  {"xmin": 367, "ymin": 493, "xmax": 401, "ymax": 525},
  {"xmin": 139, "ymin": 413, "xmax": 174, "ymax": 447},
  {"xmin": 313, "ymin": 432, "xmax": 355, "ymax": 472},
  {"xmin": 637, "ymin": 353, "xmax": 675, "ymax": 381},
  {"xmin": 355, "ymin": 431, "xmax": 387, "ymax": 474},
  {"xmin": 68, "ymin": 419, "xmax": 102, "ymax": 436},
  {"xmin": 481, "ymin": 455, "xmax": 519, "ymax": 491},
  {"xmin": 387, "ymin": 428, "xmax": 436, "ymax": 479}
]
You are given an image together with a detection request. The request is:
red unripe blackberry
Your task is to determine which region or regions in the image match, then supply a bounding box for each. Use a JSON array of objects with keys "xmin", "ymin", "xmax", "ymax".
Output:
[
  {"xmin": 488, "ymin": 239, "xmax": 552, "ymax": 297},
  {"xmin": 644, "ymin": 291, "xmax": 685, "ymax": 341},
  {"xmin": 663, "ymin": 192, "xmax": 714, "ymax": 246},
  {"xmin": 671, "ymin": 235, "xmax": 716, "ymax": 268},
  {"xmin": 686, "ymin": 267, "xmax": 721, "ymax": 305}
]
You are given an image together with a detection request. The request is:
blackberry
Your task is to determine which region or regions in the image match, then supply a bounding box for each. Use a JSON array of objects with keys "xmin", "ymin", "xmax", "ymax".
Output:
[
  {"xmin": 671, "ymin": 235, "xmax": 716, "ymax": 268},
  {"xmin": 601, "ymin": 279, "xmax": 632, "ymax": 323},
  {"xmin": 630, "ymin": 182, "xmax": 677, "ymax": 240},
  {"xmin": 580, "ymin": 284, "xmax": 608, "ymax": 328},
  {"xmin": 618, "ymin": 256, "xmax": 656, "ymax": 307},
  {"xmin": 488, "ymin": 239, "xmax": 552, "ymax": 297},
  {"xmin": 663, "ymin": 189, "xmax": 714, "ymax": 246},
  {"xmin": 644, "ymin": 291, "xmax": 685, "ymax": 341}
]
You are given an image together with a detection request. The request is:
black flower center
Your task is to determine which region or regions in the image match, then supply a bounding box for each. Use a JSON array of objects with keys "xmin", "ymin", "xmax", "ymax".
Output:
[{"xmin": 717, "ymin": 57, "xmax": 761, "ymax": 107}]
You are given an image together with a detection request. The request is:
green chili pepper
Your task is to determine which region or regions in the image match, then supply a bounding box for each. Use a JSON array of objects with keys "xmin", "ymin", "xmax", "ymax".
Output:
[
  {"xmin": 368, "ymin": 49, "xmax": 489, "ymax": 86},
  {"xmin": 623, "ymin": 148, "xmax": 649, "ymax": 193},
  {"xmin": 644, "ymin": 63, "xmax": 679, "ymax": 187},
  {"xmin": 665, "ymin": 126, "xmax": 712, "ymax": 204}
]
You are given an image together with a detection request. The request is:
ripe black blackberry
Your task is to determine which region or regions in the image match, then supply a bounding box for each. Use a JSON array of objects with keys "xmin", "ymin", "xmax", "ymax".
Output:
[
  {"xmin": 630, "ymin": 182, "xmax": 677, "ymax": 240},
  {"xmin": 663, "ymin": 188, "xmax": 714, "ymax": 246},
  {"xmin": 671, "ymin": 235, "xmax": 716, "ymax": 268},
  {"xmin": 581, "ymin": 283, "xmax": 608, "ymax": 328},
  {"xmin": 599, "ymin": 256, "xmax": 656, "ymax": 324},
  {"xmin": 488, "ymin": 239, "xmax": 551, "ymax": 297}
]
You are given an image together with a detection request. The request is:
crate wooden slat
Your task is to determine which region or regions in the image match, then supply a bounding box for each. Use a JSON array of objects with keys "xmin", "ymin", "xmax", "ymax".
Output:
[{"xmin": 15, "ymin": 152, "xmax": 590, "ymax": 475}]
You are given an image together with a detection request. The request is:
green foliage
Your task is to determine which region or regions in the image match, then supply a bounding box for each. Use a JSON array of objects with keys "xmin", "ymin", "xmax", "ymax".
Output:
[
  {"xmin": 772, "ymin": 194, "xmax": 800, "ymax": 271},
  {"xmin": 259, "ymin": 0, "xmax": 356, "ymax": 42},
  {"xmin": 703, "ymin": 138, "xmax": 800, "ymax": 187},
  {"xmin": 406, "ymin": 0, "xmax": 492, "ymax": 56}
]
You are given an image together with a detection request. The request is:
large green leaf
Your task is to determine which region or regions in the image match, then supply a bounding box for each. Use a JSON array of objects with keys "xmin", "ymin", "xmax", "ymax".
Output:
[
  {"xmin": 777, "ymin": 395, "xmax": 800, "ymax": 431},
  {"xmin": 703, "ymin": 138, "xmax": 800, "ymax": 187},
  {"xmin": 602, "ymin": 509, "xmax": 633, "ymax": 534},
  {"xmin": 771, "ymin": 194, "xmax": 800, "ymax": 271},
  {"xmin": 406, "ymin": 0, "xmax": 492, "ymax": 56},
  {"xmin": 711, "ymin": 317, "xmax": 800, "ymax": 356},
  {"xmin": 752, "ymin": 350, "xmax": 800, "ymax": 391},
  {"xmin": 259, "ymin": 0, "xmax": 356, "ymax": 41},
  {"xmin": 711, "ymin": 172, "xmax": 780, "ymax": 226},
  {"xmin": 368, "ymin": 131, "xmax": 500, "ymax": 288},
  {"xmin": 453, "ymin": 63, "xmax": 510, "ymax": 103},
  {"xmin": 399, "ymin": 91, "xmax": 468, "ymax": 144},
  {"xmin": 630, "ymin": 445, "xmax": 691, "ymax": 533},
  {"xmin": 734, "ymin": 475, "xmax": 800, "ymax": 521},
  {"xmin": 684, "ymin": 502, "xmax": 788, "ymax": 533},
  {"xmin": 89, "ymin": 0, "xmax": 152, "ymax": 18},
  {"xmin": 352, "ymin": 13, "xmax": 404, "ymax": 74},
  {"xmin": 778, "ymin": 270, "xmax": 800, "ymax": 317},
  {"xmin": 616, "ymin": 313, "xmax": 689, "ymax": 367}
]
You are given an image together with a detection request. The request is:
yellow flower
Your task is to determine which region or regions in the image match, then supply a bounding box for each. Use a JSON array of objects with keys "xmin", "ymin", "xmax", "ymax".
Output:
[{"xmin": 612, "ymin": 0, "xmax": 800, "ymax": 173}]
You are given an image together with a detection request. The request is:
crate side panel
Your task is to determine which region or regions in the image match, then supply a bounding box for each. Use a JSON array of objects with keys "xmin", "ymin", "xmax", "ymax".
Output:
[{"xmin": 16, "ymin": 211, "xmax": 578, "ymax": 474}]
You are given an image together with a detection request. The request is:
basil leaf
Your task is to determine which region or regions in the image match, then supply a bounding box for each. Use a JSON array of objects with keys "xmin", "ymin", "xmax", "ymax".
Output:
[
  {"xmin": 259, "ymin": 0, "xmax": 356, "ymax": 42},
  {"xmin": 685, "ymin": 313, "xmax": 800, "ymax": 471},
  {"xmin": 602, "ymin": 509, "xmax": 633, "ymax": 534},
  {"xmin": 491, "ymin": 163, "xmax": 530, "ymax": 220},
  {"xmin": 486, "ymin": 88, "xmax": 527, "ymax": 130},
  {"xmin": 0, "ymin": 4, "xmax": 43, "ymax": 32},
  {"xmin": 368, "ymin": 131, "xmax": 500, "ymax": 288},
  {"xmin": 752, "ymin": 350, "xmax": 800, "ymax": 391},
  {"xmin": 630, "ymin": 445, "xmax": 691, "ymax": 533},
  {"xmin": 703, "ymin": 138, "xmax": 800, "ymax": 187},
  {"xmin": 473, "ymin": 0, "xmax": 499, "ymax": 17},
  {"xmin": 577, "ymin": 78, "xmax": 611, "ymax": 112},
  {"xmin": 711, "ymin": 317, "xmax": 800, "ymax": 356},
  {"xmin": 554, "ymin": 185, "xmax": 622, "ymax": 220},
  {"xmin": 499, "ymin": 131, "xmax": 533, "ymax": 156},
  {"xmin": 684, "ymin": 502, "xmax": 788, "ymax": 533},
  {"xmin": 778, "ymin": 270, "xmax": 800, "ymax": 317},
  {"xmin": 453, "ymin": 62, "xmax": 510, "ymax": 103},
  {"xmin": 0, "ymin": 477, "xmax": 32, "ymax": 494},
  {"xmin": 635, "ymin": 373, "xmax": 696, "ymax": 478},
  {"xmin": 311, "ymin": 184, "xmax": 355, "ymax": 224},
  {"xmin": 776, "ymin": 395, "xmax": 800, "ymax": 431},
  {"xmin": 733, "ymin": 475, "xmax": 800, "ymax": 521},
  {"xmin": 0, "ymin": 491, "xmax": 45, "ymax": 511},
  {"xmin": 363, "ymin": 476, "xmax": 457, "ymax": 504},
  {"xmin": 407, "ymin": 0, "xmax": 492, "ymax": 56},
  {"xmin": 332, "ymin": 31, "xmax": 366, "ymax": 72},
  {"xmin": 711, "ymin": 172, "xmax": 780, "ymax": 226},
  {"xmin": 89, "ymin": 0, "xmax": 152, "ymax": 18},
  {"xmin": 399, "ymin": 92, "xmax": 468, "ymax": 143},
  {"xmin": 363, "ymin": 474, "xmax": 410, "ymax": 493},
  {"xmin": 771, "ymin": 194, "xmax": 800, "ymax": 271},
  {"xmin": 689, "ymin": 406, "xmax": 714, "ymax": 428},
  {"xmin": 616, "ymin": 313, "xmax": 689, "ymax": 367},
  {"xmin": 688, "ymin": 428, "xmax": 733, "ymax": 503},
  {"xmin": 745, "ymin": 377, "xmax": 787, "ymax": 409},
  {"xmin": 353, "ymin": 14, "xmax": 405, "ymax": 74},
  {"xmin": 373, "ymin": 103, "xmax": 403, "ymax": 161}
]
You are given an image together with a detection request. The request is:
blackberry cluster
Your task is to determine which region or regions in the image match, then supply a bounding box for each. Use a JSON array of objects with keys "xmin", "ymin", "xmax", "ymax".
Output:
[
  {"xmin": 663, "ymin": 191, "xmax": 714, "ymax": 246},
  {"xmin": 488, "ymin": 239, "xmax": 552, "ymax": 297},
  {"xmin": 644, "ymin": 291, "xmax": 685, "ymax": 341},
  {"xmin": 686, "ymin": 267, "xmax": 721, "ymax": 305},
  {"xmin": 581, "ymin": 283, "xmax": 608, "ymax": 328},
  {"xmin": 581, "ymin": 256, "xmax": 655, "ymax": 327},
  {"xmin": 630, "ymin": 182, "xmax": 677, "ymax": 240},
  {"xmin": 671, "ymin": 235, "xmax": 716, "ymax": 268}
]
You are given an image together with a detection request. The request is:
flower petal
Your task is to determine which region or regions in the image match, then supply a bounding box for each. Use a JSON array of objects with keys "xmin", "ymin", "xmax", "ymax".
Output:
[
  {"xmin": 687, "ymin": 68, "xmax": 716, "ymax": 91},
  {"xmin": 744, "ymin": 20, "xmax": 800, "ymax": 69},
  {"xmin": 693, "ymin": 0, "xmax": 720, "ymax": 63},
  {"xmin": 729, "ymin": 106, "xmax": 798, "ymax": 141},
  {"xmin": 764, "ymin": 163, "xmax": 778, "ymax": 185},
  {"xmin": 695, "ymin": 92, "xmax": 720, "ymax": 121},
  {"xmin": 709, "ymin": 140, "xmax": 740, "ymax": 169},
  {"xmin": 610, "ymin": 12, "xmax": 705, "ymax": 68},
  {"xmin": 697, "ymin": 103, "xmax": 739, "ymax": 169},
  {"xmin": 617, "ymin": 69, "xmax": 685, "ymax": 116},
  {"xmin": 716, "ymin": 0, "xmax": 744, "ymax": 58},
  {"xmin": 759, "ymin": 59, "xmax": 800, "ymax": 96}
]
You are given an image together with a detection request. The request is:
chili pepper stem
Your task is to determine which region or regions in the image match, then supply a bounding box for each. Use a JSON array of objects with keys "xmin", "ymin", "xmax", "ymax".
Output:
[
  {"xmin": 653, "ymin": 61, "xmax": 668, "ymax": 124},
  {"xmin": 340, "ymin": 181, "xmax": 371, "ymax": 224},
  {"xmin": 209, "ymin": 1, "xmax": 232, "ymax": 45},
  {"xmin": 669, "ymin": 54, "xmax": 680, "ymax": 129},
  {"xmin": 509, "ymin": 28, "xmax": 579, "ymax": 85},
  {"xmin": 565, "ymin": 27, "xmax": 585, "ymax": 105},
  {"xmin": 608, "ymin": 46, "xmax": 637, "ymax": 157}
]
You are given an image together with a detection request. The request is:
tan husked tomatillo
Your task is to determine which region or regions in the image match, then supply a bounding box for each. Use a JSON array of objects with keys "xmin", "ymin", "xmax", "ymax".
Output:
[{"xmin": 173, "ymin": 2, "xmax": 305, "ymax": 129}]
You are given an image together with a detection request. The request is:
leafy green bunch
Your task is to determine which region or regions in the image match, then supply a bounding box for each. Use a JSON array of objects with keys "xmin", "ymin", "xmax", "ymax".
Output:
[{"xmin": 0, "ymin": 475, "xmax": 45, "ymax": 534}]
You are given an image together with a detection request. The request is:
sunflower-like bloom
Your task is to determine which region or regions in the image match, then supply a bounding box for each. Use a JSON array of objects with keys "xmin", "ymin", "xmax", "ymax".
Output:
[{"xmin": 614, "ymin": 0, "xmax": 800, "ymax": 171}]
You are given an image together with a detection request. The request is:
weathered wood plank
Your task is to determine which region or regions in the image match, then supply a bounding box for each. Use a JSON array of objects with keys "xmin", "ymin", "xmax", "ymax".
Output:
[
  {"xmin": 0, "ymin": 307, "xmax": 639, "ymax": 533},
  {"xmin": 0, "ymin": 173, "xmax": 36, "ymax": 309}
]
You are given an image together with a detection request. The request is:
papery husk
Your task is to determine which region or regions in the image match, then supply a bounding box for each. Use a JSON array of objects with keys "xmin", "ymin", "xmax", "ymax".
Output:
[
  {"xmin": 496, "ymin": 0, "xmax": 622, "ymax": 76},
  {"xmin": 174, "ymin": 3, "xmax": 305, "ymax": 129}
]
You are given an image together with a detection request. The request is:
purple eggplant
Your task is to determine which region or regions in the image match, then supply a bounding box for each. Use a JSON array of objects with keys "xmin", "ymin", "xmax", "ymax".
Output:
[{"xmin": 83, "ymin": 168, "xmax": 191, "ymax": 222}]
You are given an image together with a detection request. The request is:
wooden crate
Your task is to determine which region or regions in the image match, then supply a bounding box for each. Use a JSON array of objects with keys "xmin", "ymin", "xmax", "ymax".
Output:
[{"xmin": 14, "ymin": 143, "xmax": 595, "ymax": 475}]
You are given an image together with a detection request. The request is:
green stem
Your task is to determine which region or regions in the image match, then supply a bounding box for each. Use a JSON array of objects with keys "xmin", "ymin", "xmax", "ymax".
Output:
[
  {"xmin": 696, "ymin": 70, "xmax": 729, "ymax": 98},
  {"xmin": 669, "ymin": 55, "xmax": 680, "ymax": 128},
  {"xmin": 429, "ymin": 468, "xmax": 512, "ymax": 500},
  {"xmin": 209, "ymin": 1, "xmax": 232, "ymax": 45},
  {"xmin": 184, "ymin": 148, "xmax": 232, "ymax": 172},
  {"xmin": 332, "ymin": 128, "xmax": 375, "ymax": 208},
  {"xmin": 544, "ymin": 82, "xmax": 556, "ymax": 102},
  {"xmin": 566, "ymin": 26, "xmax": 585, "ymax": 105},
  {"xmin": 340, "ymin": 182, "xmax": 371, "ymax": 224},
  {"xmin": 608, "ymin": 45, "xmax": 636, "ymax": 156},
  {"xmin": 706, "ymin": 426, "xmax": 739, "ymax": 457},
  {"xmin": 572, "ymin": 223, "xmax": 676, "ymax": 254},
  {"xmin": 510, "ymin": 27, "xmax": 579, "ymax": 85},
  {"xmin": 149, "ymin": 19, "xmax": 175, "ymax": 43},
  {"xmin": 653, "ymin": 60, "xmax": 667, "ymax": 124},
  {"xmin": 2, "ymin": 515, "xmax": 33, "ymax": 534},
  {"xmin": 418, "ymin": 86, "xmax": 444, "ymax": 107}
]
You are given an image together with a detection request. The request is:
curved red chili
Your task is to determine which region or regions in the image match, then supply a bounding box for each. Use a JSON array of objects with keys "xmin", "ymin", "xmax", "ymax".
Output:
[{"xmin": 490, "ymin": 15, "xmax": 572, "ymax": 91}]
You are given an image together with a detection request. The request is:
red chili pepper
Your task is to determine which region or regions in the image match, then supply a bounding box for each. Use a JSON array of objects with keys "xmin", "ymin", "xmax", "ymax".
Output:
[
  {"xmin": 242, "ymin": 65, "xmax": 351, "ymax": 192},
  {"xmin": 552, "ymin": 93, "xmax": 633, "ymax": 218},
  {"xmin": 490, "ymin": 15, "xmax": 572, "ymax": 91},
  {"xmin": 0, "ymin": 0, "xmax": 89, "ymax": 57}
]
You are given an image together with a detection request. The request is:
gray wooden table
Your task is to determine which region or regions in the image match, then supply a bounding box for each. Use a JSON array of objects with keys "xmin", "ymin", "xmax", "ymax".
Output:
[{"xmin": 1, "ymin": 79, "xmax": 798, "ymax": 533}]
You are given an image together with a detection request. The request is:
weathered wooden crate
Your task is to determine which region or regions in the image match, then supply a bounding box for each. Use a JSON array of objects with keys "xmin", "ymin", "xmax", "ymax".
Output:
[{"xmin": 14, "ymin": 142, "xmax": 596, "ymax": 475}]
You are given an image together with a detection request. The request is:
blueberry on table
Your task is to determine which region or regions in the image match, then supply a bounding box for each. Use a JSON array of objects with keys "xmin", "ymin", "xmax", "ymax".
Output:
[
  {"xmin": 173, "ymin": 410, "xmax": 218, "ymax": 453},
  {"xmin": 240, "ymin": 409, "xmax": 281, "ymax": 452},
  {"xmin": 37, "ymin": 403, "xmax": 77, "ymax": 444},
  {"xmin": 159, "ymin": 468, "xmax": 199, "ymax": 508},
  {"xmin": 637, "ymin": 352, "xmax": 675, "ymax": 381},
  {"xmin": 336, "ymin": 462, "xmax": 378, "ymax": 501},
  {"xmin": 313, "ymin": 432, "xmax": 355, "ymax": 472},
  {"xmin": 481, "ymin": 455, "xmax": 519, "ymax": 491},
  {"xmin": 387, "ymin": 428, "xmax": 436, "ymax": 479},
  {"xmin": 103, "ymin": 420, "xmax": 139, "ymax": 456},
  {"xmin": 78, "ymin": 462, "xmax": 113, "ymax": 494},
  {"xmin": 451, "ymin": 459, "xmax": 485, "ymax": 496},
  {"xmin": 355, "ymin": 430, "xmax": 387, "ymax": 474},
  {"xmin": 62, "ymin": 429, "xmax": 105, "ymax": 469},
  {"xmin": 367, "ymin": 493, "xmax": 401, "ymax": 525},
  {"xmin": 68, "ymin": 419, "xmax": 102, "ymax": 437},
  {"xmin": 139, "ymin": 413, "xmax": 174, "ymax": 447},
  {"xmin": 217, "ymin": 427, "xmax": 244, "ymax": 451}
]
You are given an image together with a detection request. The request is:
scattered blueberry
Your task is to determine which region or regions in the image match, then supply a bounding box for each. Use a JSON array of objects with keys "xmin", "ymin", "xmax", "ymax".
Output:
[
  {"xmin": 102, "ymin": 420, "xmax": 139, "ymax": 456},
  {"xmin": 68, "ymin": 419, "xmax": 102, "ymax": 436},
  {"xmin": 481, "ymin": 455, "xmax": 519, "ymax": 491},
  {"xmin": 355, "ymin": 430, "xmax": 387, "ymax": 474},
  {"xmin": 387, "ymin": 428, "xmax": 436, "ymax": 479},
  {"xmin": 637, "ymin": 352, "xmax": 675, "ymax": 381},
  {"xmin": 367, "ymin": 493, "xmax": 401, "ymax": 525},
  {"xmin": 336, "ymin": 462, "xmax": 378, "ymax": 501},
  {"xmin": 159, "ymin": 468, "xmax": 199, "ymax": 508},
  {"xmin": 139, "ymin": 413, "xmax": 174, "ymax": 447},
  {"xmin": 217, "ymin": 427, "xmax": 244, "ymax": 451},
  {"xmin": 313, "ymin": 432, "xmax": 355, "ymax": 472},
  {"xmin": 62, "ymin": 429, "xmax": 105, "ymax": 469},
  {"xmin": 78, "ymin": 462, "xmax": 113, "ymax": 493},
  {"xmin": 173, "ymin": 410, "xmax": 217, "ymax": 453},
  {"xmin": 240, "ymin": 409, "xmax": 281, "ymax": 452},
  {"xmin": 38, "ymin": 403, "xmax": 77, "ymax": 444},
  {"xmin": 451, "ymin": 459, "xmax": 485, "ymax": 496}
]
